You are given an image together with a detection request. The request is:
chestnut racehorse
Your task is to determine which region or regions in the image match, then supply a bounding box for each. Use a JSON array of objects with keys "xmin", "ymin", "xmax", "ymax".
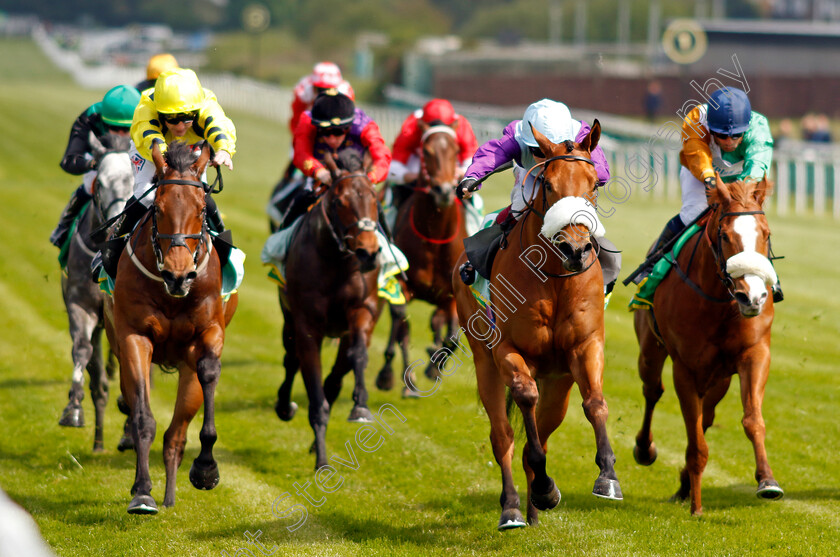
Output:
[
  {"xmin": 453, "ymin": 121, "xmax": 623, "ymax": 530},
  {"xmin": 376, "ymin": 122, "xmax": 466, "ymax": 394},
  {"xmin": 104, "ymin": 141, "xmax": 238, "ymax": 514},
  {"xmin": 632, "ymin": 176, "xmax": 783, "ymax": 516},
  {"xmin": 274, "ymin": 149, "xmax": 382, "ymax": 470}
]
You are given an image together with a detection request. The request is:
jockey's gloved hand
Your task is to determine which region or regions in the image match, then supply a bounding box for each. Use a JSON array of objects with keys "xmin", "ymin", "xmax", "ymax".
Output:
[
  {"xmin": 704, "ymin": 176, "xmax": 717, "ymax": 190},
  {"xmin": 456, "ymin": 178, "xmax": 478, "ymax": 200}
]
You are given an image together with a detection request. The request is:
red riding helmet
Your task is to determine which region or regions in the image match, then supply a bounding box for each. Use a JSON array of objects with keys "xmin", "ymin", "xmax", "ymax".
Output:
[{"xmin": 421, "ymin": 99, "xmax": 456, "ymax": 126}]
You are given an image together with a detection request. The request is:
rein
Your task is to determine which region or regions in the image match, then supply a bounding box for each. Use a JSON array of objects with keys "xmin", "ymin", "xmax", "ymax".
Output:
[
  {"xmin": 669, "ymin": 208, "xmax": 767, "ymax": 303},
  {"xmin": 408, "ymin": 199, "xmax": 463, "ymax": 244}
]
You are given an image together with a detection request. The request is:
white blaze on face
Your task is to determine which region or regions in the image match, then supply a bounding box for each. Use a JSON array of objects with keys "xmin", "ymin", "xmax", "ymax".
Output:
[{"xmin": 727, "ymin": 215, "xmax": 775, "ymax": 304}]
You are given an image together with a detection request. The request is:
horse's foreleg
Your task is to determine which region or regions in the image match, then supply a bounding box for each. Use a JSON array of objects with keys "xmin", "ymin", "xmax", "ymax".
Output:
[
  {"xmin": 298, "ymin": 332, "xmax": 329, "ymax": 470},
  {"xmin": 276, "ymin": 314, "xmax": 300, "ymax": 422},
  {"xmin": 87, "ymin": 325, "xmax": 109, "ymax": 453},
  {"xmin": 569, "ymin": 339, "xmax": 623, "ymax": 501},
  {"xmin": 425, "ymin": 307, "xmax": 447, "ymax": 379},
  {"xmin": 60, "ymin": 305, "xmax": 98, "ymax": 428},
  {"xmin": 672, "ymin": 360, "xmax": 707, "ymax": 516},
  {"xmin": 324, "ymin": 336, "xmax": 350, "ymax": 407},
  {"xmin": 737, "ymin": 347, "xmax": 783, "ymax": 500},
  {"xmin": 499, "ymin": 345, "xmax": 559, "ymax": 515},
  {"xmin": 164, "ymin": 369, "xmax": 203, "ymax": 507},
  {"xmin": 346, "ymin": 308, "xmax": 376, "ymax": 423},
  {"xmin": 189, "ymin": 345, "xmax": 223, "ymax": 493},
  {"xmin": 120, "ymin": 333, "xmax": 157, "ymax": 514},
  {"xmin": 524, "ymin": 374, "xmax": 574, "ymax": 525},
  {"xmin": 475, "ymin": 349, "xmax": 523, "ymax": 531},
  {"xmin": 375, "ymin": 302, "xmax": 403, "ymax": 392},
  {"xmin": 633, "ymin": 310, "xmax": 668, "ymax": 466}
]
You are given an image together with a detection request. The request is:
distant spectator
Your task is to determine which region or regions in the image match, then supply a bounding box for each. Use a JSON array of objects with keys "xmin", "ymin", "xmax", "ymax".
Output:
[
  {"xmin": 644, "ymin": 80, "xmax": 663, "ymax": 122},
  {"xmin": 809, "ymin": 113, "xmax": 833, "ymax": 143},
  {"xmin": 774, "ymin": 118, "xmax": 795, "ymax": 150},
  {"xmin": 135, "ymin": 53, "xmax": 179, "ymax": 93}
]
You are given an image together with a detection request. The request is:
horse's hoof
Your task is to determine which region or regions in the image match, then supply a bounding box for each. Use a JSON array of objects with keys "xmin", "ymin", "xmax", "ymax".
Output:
[
  {"xmin": 189, "ymin": 460, "xmax": 220, "ymax": 490},
  {"xmin": 275, "ymin": 400, "xmax": 298, "ymax": 422},
  {"xmin": 756, "ymin": 479, "xmax": 784, "ymax": 500},
  {"xmin": 424, "ymin": 360, "xmax": 440, "ymax": 380},
  {"xmin": 116, "ymin": 395, "xmax": 130, "ymax": 416},
  {"xmin": 92, "ymin": 443, "xmax": 105, "ymax": 454},
  {"xmin": 530, "ymin": 479, "xmax": 561, "ymax": 511},
  {"xmin": 59, "ymin": 406, "xmax": 84, "ymax": 428},
  {"xmin": 347, "ymin": 406, "xmax": 374, "ymax": 423},
  {"xmin": 375, "ymin": 370, "xmax": 394, "ymax": 391},
  {"xmin": 401, "ymin": 387, "xmax": 421, "ymax": 399},
  {"xmin": 633, "ymin": 442, "xmax": 657, "ymax": 466},
  {"xmin": 117, "ymin": 435, "xmax": 135, "ymax": 452},
  {"xmin": 497, "ymin": 508, "xmax": 527, "ymax": 531},
  {"xmin": 592, "ymin": 477, "xmax": 623, "ymax": 500},
  {"xmin": 127, "ymin": 494, "xmax": 158, "ymax": 515}
]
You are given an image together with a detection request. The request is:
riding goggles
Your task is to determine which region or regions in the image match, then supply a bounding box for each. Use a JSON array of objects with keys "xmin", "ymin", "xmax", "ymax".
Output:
[
  {"xmin": 712, "ymin": 131, "xmax": 744, "ymax": 140},
  {"xmin": 321, "ymin": 126, "xmax": 350, "ymax": 137},
  {"xmin": 161, "ymin": 111, "xmax": 199, "ymax": 125}
]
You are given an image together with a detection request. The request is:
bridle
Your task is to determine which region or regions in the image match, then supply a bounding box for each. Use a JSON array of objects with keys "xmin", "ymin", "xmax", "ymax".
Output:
[
  {"xmin": 667, "ymin": 206, "xmax": 767, "ymax": 303},
  {"xmin": 125, "ymin": 177, "xmax": 212, "ymax": 282},
  {"xmin": 318, "ymin": 172, "xmax": 378, "ymax": 256},
  {"xmin": 76, "ymin": 151, "xmax": 132, "ymax": 257},
  {"xmin": 517, "ymin": 153, "xmax": 602, "ymax": 279}
]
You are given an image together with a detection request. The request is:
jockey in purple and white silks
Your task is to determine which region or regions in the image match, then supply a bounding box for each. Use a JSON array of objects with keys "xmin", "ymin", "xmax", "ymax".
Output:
[{"xmin": 457, "ymin": 99, "xmax": 610, "ymax": 220}]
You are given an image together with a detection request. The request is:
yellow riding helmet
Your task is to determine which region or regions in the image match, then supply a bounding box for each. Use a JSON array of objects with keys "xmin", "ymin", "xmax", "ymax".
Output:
[
  {"xmin": 154, "ymin": 68, "xmax": 205, "ymax": 114},
  {"xmin": 146, "ymin": 53, "xmax": 179, "ymax": 80}
]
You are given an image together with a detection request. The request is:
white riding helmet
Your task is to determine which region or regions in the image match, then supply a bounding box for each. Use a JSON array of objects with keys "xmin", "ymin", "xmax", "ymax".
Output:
[{"xmin": 515, "ymin": 99, "xmax": 577, "ymax": 147}]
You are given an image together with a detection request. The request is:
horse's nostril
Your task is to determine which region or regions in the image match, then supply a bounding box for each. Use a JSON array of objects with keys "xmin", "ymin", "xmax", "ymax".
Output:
[
  {"xmin": 186, "ymin": 271, "xmax": 197, "ymax": 281},
  {"xmin": 734, "ymin": 292, "xmax": 751, "ymax": 306},
  {"xmin": 161, "ymin": 270, "xmax": 175, "ymax": 282}
]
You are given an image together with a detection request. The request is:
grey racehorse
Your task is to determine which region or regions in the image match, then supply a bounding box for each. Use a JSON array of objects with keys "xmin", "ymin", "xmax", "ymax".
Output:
[{"xmin": 58, "ymin": 132, "xmax": 133, "ymax": 452}]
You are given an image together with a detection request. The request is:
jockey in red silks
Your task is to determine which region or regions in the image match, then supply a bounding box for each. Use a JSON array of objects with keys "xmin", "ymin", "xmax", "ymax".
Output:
[
  {"xmin": 278, "ymin": 89, "xmax": 391, "ymax": 229},
  {"xmin": 389, "ymin": 98, "xmax": 478, "ymax": 185},
  {"xmin": 289, "ymin": 62, "xmax": 355, "ymax": 134}
]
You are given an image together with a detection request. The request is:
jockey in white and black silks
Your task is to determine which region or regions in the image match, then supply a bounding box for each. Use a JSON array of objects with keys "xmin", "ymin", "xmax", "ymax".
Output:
[{"xmin": 50, "ymin": 85, "xmax": 141, "ymax": 249}]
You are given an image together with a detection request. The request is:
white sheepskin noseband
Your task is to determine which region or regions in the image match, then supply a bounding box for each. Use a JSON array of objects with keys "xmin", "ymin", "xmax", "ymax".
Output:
[
  {"xmin": 540, "ymin": 196, "xmax": 605, "ymax": 242},
  {"xmin": 726, "ymin": 251, "xmax": 777, "ymax": 286}
]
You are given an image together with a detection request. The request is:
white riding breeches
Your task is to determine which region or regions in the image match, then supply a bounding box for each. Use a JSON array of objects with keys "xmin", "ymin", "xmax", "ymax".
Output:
[{"xmin": 679, "ymin": 165, "xmax": 709, "ymax": 225}]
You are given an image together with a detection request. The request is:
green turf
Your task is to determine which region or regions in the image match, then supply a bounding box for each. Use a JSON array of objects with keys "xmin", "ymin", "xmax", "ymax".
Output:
[{"xmin": 1, "ymin": 38, "xmax": 838, "ymax": 556}]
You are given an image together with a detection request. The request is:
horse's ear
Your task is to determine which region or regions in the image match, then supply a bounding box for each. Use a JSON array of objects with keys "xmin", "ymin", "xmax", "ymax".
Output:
[
  {"xmin": 752, "ymin": 177, "xmax": 771, "ymax": 206},
  {"xmin": 579, "ymin": 119, "xmax": 600, "ymax": 153},
  {"xmin": 151, "ymin": 142, "xmax": 166, "ymax": 174},
  {"xmin": 530, "ymin": 123, "xmax": 554, "ymax": 155},
  {"xmin": 322, "ymin": 152, "xmax": 339, "ymax": 180},
  {"xmin": 193, "ymin": 141, "xmax": 213, "ymax": 174},
  {"xmin": 89, "ymin": 131, "xmax": 106, "ymax": 159},
  {"xmin": 710, "ymin": 171, "xmax": 732, "ymax": 204}
]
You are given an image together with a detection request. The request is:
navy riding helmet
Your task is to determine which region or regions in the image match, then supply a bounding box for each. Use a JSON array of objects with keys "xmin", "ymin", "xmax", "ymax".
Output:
[{"xmin": 707, "ymin": 87, "xmax": 751, "ymax": 135}]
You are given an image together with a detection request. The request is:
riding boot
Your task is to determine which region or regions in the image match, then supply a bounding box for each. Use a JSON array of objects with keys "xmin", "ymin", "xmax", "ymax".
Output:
[
  {"xmin": 459, "ymin": 261, "xmax": 476, "ymax": 285},
  {"xmin": 50, "ymin": 186, "xmax": 92, "ymax": 247},
  {"xmin": 633, "ymin": 215, "xmax": 685, "ymax": 285},
  {"xmin": 95, "ymin": 198, "xmax": 148, "ymax": 280},
  {"xmin": 205, "ymin": 193, "xmax": 225, "ymax": 233}
]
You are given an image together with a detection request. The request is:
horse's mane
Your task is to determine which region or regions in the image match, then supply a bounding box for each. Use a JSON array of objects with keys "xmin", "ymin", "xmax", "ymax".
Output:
[
  {"xmin": 726, "ymin": 178, "xmax": 772, "ymax": 207},
  {"xmin": 336, "ymin": 148, "xmax": 364, "ymax": 172},
  {"xmin": 164, "ymin": 141, "xmax": 198, "ymax": 173},
  {"xmin": 102, "ymin": 133, "xmax": 131, "ymax": 153}
]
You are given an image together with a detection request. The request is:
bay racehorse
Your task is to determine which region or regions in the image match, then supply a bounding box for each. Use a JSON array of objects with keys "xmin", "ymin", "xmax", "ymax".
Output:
[
  {"xmin": 376, "ymin": 121, "xmax": 466, "ymax": 395},
  {"xmin": 104, "ymin": 141, "xmax": 238, "ymax": 514},
  {"xmin": 453, "ymin": 121, "xmax": 622, "ymax": 530},
  {"xmin": 274, "ymin": 149, "xmax": 382, "ymax": 470},
  {"xmin": 632, "ymin": 176, "xmax": 783, "ymax": 516},
  {"xmin": 59, "ymin": 132, "xmax": 131, "ymax": 452}
]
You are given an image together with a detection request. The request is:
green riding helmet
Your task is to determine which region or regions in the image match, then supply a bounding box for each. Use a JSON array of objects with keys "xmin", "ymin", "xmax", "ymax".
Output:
[{"xmin": 100, "ymin": 85, "xmax": 141, "ymax": 127}]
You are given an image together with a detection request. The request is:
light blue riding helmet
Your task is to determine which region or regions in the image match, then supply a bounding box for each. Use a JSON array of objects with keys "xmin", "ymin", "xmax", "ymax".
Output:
[{"xmin": 515, "ymin": 99, "xmax": 578, "ymax": 147}]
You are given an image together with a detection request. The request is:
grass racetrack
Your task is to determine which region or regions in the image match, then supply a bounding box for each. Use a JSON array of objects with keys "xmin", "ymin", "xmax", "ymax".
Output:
[{"xmin": 0, "ymin": 39, "xmax": 838, "ymax": 556}]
